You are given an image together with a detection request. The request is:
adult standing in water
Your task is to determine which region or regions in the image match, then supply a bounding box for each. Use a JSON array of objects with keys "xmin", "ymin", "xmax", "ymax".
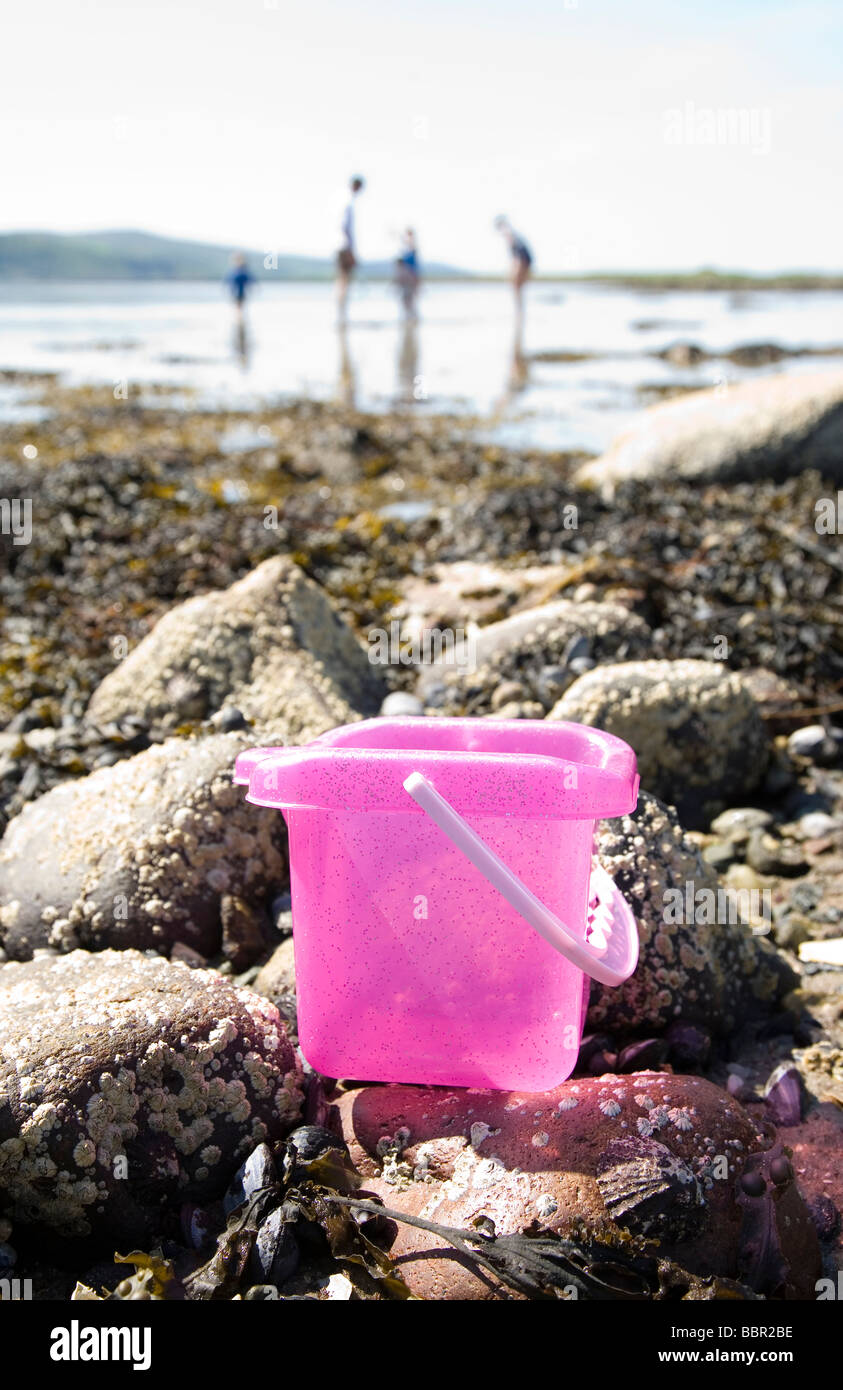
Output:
[
  {"xmin": 337, "ymin": 175, "xmax": 365, "ymax": 323},
  {"xmin": 494, "ymin": 215, "xmax": 533, "ymax": 316}
]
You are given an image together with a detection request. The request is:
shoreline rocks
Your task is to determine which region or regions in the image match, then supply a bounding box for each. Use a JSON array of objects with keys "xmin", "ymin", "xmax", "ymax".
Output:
[
  {"xmin": 333, "ymin": 1074, "xmax": 819, "ymax": 1300},
  {"xmin": 551, "ymin": 659, "xmax": 769, "ymax": 823},
  {"xmin": 418, "ymin": 598, "xmax": 650, "ymax": 712},
  {"xmin": 0, "ymin": 732, "xmax": 287, "ymax": 961},
  {"xmin": 575, "ymin": 368, "xmax": 843, "ymax": 492},
  {"xmin": 86, "ymin": 555, "xmax": 384, "ymax": 739},
  {"xmin": 0, "ymin": 950, "xmax": 302, "ymax": 1242},
  {"xmin": 589, "ymin": 790, "xmax": 797, "ymax": 1039}
]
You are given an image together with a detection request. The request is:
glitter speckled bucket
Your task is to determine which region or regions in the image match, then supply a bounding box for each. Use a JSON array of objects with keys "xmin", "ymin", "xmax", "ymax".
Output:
[{"xmin": 235, "ymin": 717, "xmax": 639, "ymax": 1091}]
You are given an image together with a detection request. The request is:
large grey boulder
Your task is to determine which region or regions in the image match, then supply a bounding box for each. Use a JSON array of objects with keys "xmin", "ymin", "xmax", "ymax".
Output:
[
  {"xmin": 550, "ymin": 659, "xmax": 768, "ymax": 822},
  {"xmin": 0, "ymin": 733, "xmax": 287, "ymax": 961},
  {"xmin": 86, "ymin": 555, "xmax": 384, "ymax": 738},
  {"xmin": 0, "ymin": 950, "xmax": 302, "ymax": 1241},
  {"xmin": 574, "ymin": 369, "xmax": 843, "ymax": 494}
]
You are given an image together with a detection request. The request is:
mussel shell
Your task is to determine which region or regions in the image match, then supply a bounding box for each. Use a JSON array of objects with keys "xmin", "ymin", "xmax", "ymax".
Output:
[
  {"xmin": 596, "ymin": 1136, "xmax": 705, "ymax": 1242},
  {"xmin": 223, "ymin": 1141, "xmax": 277, "ymax": 1216}
]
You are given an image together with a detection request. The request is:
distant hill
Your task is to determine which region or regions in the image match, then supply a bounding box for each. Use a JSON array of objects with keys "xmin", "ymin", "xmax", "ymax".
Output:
[
  {"xmin": 0, "ymin": 229, "xmax": 470, "ymax": 282},
  {"xmin": 0, "ymin": 232, "xmax": 840, "ymax": 290}
]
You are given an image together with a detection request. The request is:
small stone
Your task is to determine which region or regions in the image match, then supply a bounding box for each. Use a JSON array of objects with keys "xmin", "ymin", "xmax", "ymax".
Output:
[
  {"xmin": 797, "ymin": 812, "xmax": 840, "ymax": 840},
  {"xmin": 788, "ymin": 725, "xmax": 838, "ymax": 764},
  {"xmin": 798, "ymin": 938, "xmax": 843, "ymax": 966},
  {"xmin": 773, "ymin": 914, "xmax": 814, "ymax": 952},
  {"xmin": 325, "ymin": 1272, "xmax": 355, "ymax": 1300},
  {"xmin": 380, "ymin": 691, "xmax": 424, "ymax": 717},
  {"xmin": 741, "ymin": 1170, "xmax": 766, "ymax": 1198},
  {"xmin": 567, "ymin": 656, "xmax": 595, "ymax": 677},
  {"xmin": 212, "ymin": 705, "xmax": 248, "ymax": 732},
  {"xmin": 710, "ymin": 808, "xmax": 773, "ymax": 842},
  {"xmin": 746, "ymin": 830, "xmax": 807, "ymax": 877},
  {"xmin": 724, "ymin": 862, "xmax": 763, "ymax": 891},
  {"xmin": 702, "ymin": 840, "xmax": 737, "ymax": 871},
  {"xmin": 490, "ymin": 680, "xmax": 528, "ymax": 710},
  {"xmin": 251, "ymin": 937, "xmax": 297, "ymax": 1033},
  {"xmin": 220, "ymin": 894, "xmax": 269, "ymax": 971}
]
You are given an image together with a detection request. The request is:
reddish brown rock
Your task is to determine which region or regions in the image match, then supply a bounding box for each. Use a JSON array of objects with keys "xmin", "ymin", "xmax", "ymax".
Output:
[{"xmin": 334, "ymin": 1073, "xmax": 820, "ymax": 1300}]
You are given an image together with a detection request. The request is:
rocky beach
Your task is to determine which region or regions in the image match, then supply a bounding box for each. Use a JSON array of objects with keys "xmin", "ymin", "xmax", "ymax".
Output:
[{"xmin": 1, "ymin": 362, "xmax": 842, "ymax": 1302}]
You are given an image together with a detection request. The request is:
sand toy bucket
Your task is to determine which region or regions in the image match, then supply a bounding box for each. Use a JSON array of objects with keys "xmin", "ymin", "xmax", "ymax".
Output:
[{"xmin": 235, "ymin": 717, "xmax": 639, "ymax": 1091}]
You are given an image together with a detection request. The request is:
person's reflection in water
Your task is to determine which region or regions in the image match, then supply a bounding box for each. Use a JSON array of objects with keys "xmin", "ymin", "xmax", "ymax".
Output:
[
  {"xmin": 337, "ymin": 321, "xmax": 357, "ymax": 408},
  {"xmin": 233, "ymin": 315, "xmax": 250, "ymax": 369},
  {"xmin": 494, "ymin": 311, "xmax": 529, "ymax": 414},
  {"xmin": 396, "ymin": 316, "xmax": 421, "ymax": 406},
  {"xmin": 507, "ymin": 310, "xmax": 528, "ymax": 394}
]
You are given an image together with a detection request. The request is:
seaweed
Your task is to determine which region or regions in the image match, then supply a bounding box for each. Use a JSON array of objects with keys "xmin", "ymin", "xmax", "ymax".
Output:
[{"xmin": 75, "ymin": 1133, "xmax": 761, "ymax": 1302}]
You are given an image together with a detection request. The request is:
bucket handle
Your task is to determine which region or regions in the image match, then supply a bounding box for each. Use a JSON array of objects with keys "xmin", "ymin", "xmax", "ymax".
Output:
[{"xmin": 403, "ymin": 771, "xmax": 638, "ymax": 987}]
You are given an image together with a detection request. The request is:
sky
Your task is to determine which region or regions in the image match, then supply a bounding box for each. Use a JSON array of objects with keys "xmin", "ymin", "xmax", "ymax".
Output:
[{"xmin": 3, "ymin": 0, "xmax": 841, "ymax": 273}]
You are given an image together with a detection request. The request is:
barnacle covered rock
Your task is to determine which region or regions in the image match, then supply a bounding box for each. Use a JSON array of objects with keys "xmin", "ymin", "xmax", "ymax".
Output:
[
  {"xmin": 0, "ymin": 732, "xmax": 287, "ymax": 960},
  {"xmin": 86, "ymin": 555, "xmax": 384, "ymax": 737},
  {"xmin": 333, "ymin": 1072, "xmax": 819, "ymax": 1300},
  {"xmin": 415, "ymin": 599, "xmax": 649, "ymax": 711},
  {"xmin": 550, "ymin": 660, "xmax": 768, "ymax": 823},
  {"xmin": 0, "ymin": 950, "xmax": 302, "ymax": 1242},
  {"xmin": 588, "ymin": 790, "xmax": 797, "ymax": 1039}
]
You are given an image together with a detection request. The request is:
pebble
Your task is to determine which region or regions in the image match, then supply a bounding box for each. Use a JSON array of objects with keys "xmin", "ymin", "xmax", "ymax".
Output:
[
  {"xmin": 746, "ymin": 829, "xmax": 807, "ymax": 877},
  {"xmin": 710, "ymin": 807, "xmax": 773, "ymax": 842},
  {"xmin": 490, "ymin": 680, "xmax": 528, "ymax": 710},
  {"xmin": 788, "ymin": 725, "xmax": 839, "ymax": 764},
  {"xmin": 380, "ymin": 691, "xmax": 425, "ymax": 717},
  {"xmin": 798, "ymin": 938, "xmax": 843, "ymax": 966},
  {"xmin": 797, "ymin": 811, "xmax": 840, "ymax": 839}
]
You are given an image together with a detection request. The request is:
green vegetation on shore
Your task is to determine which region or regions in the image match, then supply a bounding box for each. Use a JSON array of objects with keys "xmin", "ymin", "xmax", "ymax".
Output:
[{"xmin": 560, "ymin": 268, "xmax": 843, "ymax": 292}]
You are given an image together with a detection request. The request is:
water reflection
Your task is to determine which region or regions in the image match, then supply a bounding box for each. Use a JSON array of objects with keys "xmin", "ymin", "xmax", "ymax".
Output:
[
  {"xmin": 336, "ymin": 321, "xmax": 357, "ymax": 407},
  {"xmin": 495, "ymin": 308, "xmax": 529, "ymax": 411},
  {"xmin": 233, "ymin": 312, "xmax": 250, "ymax": 369},
  {"xmin": 396, "ymin": 317, "xmax": 421, "ymax": 405}
]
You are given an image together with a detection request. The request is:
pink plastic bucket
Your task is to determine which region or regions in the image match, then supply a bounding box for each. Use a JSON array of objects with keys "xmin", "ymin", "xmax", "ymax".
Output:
[{"xmin": 236, "ymin": 717, "xmax": 639, "ymax": 1091}]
